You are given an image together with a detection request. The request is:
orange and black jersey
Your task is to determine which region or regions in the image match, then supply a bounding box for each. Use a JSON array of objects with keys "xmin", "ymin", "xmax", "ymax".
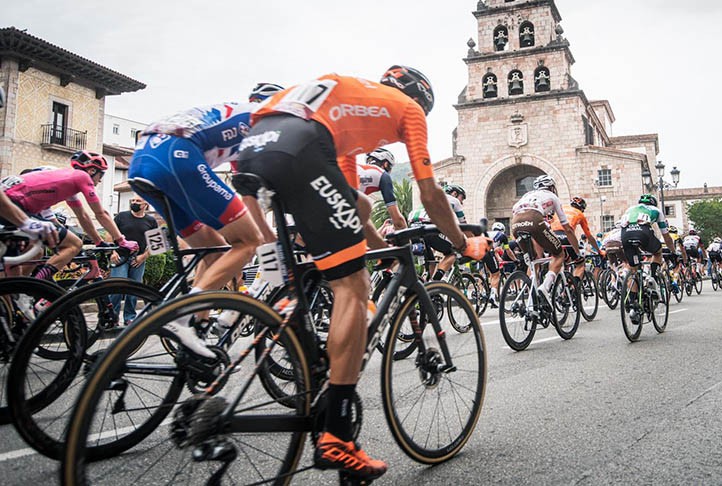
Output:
[
  {"xmin": 253, "ymin": 74, "xmax": 434, "ymax": 188},
  {"xmin": 550, "ymin": 205, "xmax": 593, "ymax": 239}
]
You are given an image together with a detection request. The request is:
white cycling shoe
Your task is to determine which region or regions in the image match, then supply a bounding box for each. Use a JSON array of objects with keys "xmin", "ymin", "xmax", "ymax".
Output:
[{"xmin": 164, "ymin": 319, "xmax": 216, "ymax": 359}]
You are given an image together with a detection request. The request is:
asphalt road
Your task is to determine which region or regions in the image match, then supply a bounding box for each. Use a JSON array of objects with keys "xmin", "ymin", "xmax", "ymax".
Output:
[{"xmin": 1, "ymin": 284, "xmax": 721, "ymax": 485}]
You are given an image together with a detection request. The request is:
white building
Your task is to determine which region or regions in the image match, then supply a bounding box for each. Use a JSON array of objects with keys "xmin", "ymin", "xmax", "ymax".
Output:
[{"xmin": 103, "ymin": 114, "xmax": 146, "ymax": 214}]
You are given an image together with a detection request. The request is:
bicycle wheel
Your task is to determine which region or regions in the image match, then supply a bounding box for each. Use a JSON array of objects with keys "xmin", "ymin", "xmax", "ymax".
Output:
[
  {"xmin": 601, "ymin": 269, "xmax": 620, "ymax": 310},
  {"xmin": 373, "ymin": 274, "xmax": 418, "ymax": 360},
  {"xmin": 683, "ymin": 269, "xmax": 693, "ymax": 296},
  {"xmin": 0, "ymin": 277, "xmax": 66, "ymax": 425},
  {"xmin": 499, "ymin": 271, "xmax": 535, "ymax": 351},
  {"xmin": 694, "ymin": 271, "xmax": 703, "ymax": 295},
  {"xmin": 8, "ymin": 279, "xmax": 163, "ymax": 460},
  {"xmin": 447, "ymin": 273, "xmax": 478, "ymax": 333},
  {"xmin": 578, "ymin": 270, "xmax": 599, "ymax": 322},
  {"xmin": 620, "ymin": 271, "xmax": 643, "ymax": 342},
  {"xmin": 669, "ymin": 270, "xmax": 684, "ymax": 303},
  {"xmin": 712, "ymin": 268, "xmax": 719, "ymax": 291},
  {"xmin": 472, "ymin": 272, "xmax": 491, "ymax": 317},
  {"xmin": 651, "ymin": 272, "xmax": 670, "ymax": 333},
  {"xmin": 62, "ymin": 291, "xmax": 310, "ymax": 486},
  {"xmin": 552, "ymin": 272, "xmax": 580, "ymax": 340},
  {"xmin": 382, "ymin": 281, "xmax": 486, "ymax": 463}
]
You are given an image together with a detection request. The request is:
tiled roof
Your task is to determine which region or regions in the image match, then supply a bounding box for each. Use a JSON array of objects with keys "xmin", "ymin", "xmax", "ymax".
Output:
[{"xmin": 0, "ymin": 26, "xmax": 145, "ymax": 96}]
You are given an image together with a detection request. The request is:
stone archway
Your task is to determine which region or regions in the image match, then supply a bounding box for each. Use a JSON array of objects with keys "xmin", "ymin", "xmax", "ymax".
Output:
[{"xmin": 472, "ymin": 154, "xmax": 571, "ymax": 220}]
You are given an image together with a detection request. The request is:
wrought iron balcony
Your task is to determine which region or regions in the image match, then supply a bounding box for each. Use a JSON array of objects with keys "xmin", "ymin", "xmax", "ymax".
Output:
[{"xmin": 40, "ymin": 124, "xmax": 87, "ymax": 151}]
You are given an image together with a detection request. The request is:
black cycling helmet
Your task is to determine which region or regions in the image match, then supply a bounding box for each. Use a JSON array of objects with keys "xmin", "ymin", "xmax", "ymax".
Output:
[
  {"xmin": 639, "ymin": 193, "xmax": 658, "ymax": 206},
  {"xmin": 444, "ymin": 183, "xmax": 466, "ymax": 199},
  {"xmin": 570, "ymin": 196, "xmax": 587, "ymax": 212},
  {"xmin": 380, "ymin": 65, "xmax": 434, "ymax": 115}
]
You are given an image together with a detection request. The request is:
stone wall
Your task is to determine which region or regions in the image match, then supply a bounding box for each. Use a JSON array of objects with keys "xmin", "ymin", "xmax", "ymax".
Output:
[{"xmin": 477, "ymin": 2, "xmax": 557, "ymax": 54}]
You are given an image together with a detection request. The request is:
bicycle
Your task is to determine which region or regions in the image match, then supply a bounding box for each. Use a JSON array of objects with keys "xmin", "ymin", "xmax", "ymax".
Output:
[
  {"xmin": 619, "ymin": 243, "xmax": 670, "ymax": 342},
  {"xmin": 710, "ymin": 257, "xmax": 721, "ymax": 292},
  {"xmin": 61, "ymin": 174, "xmax": 488, "ymax": 486},
  {"xmin": 498, "ymin": 233, "xmax": 581, "ymax": 351},
  {"xmin": 662, "ymin": 251, "xmax": 684, "ymax": 303}
]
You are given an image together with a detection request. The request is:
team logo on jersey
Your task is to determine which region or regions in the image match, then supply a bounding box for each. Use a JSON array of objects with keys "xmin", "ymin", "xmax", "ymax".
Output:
[
  {"xmin": 197, "ymin": 164, "xmax": 233, "ymax": 201},
  {"xmin": 149, "ymin": 134, "xmax": 170, "ymax": 149},
  {"xmin": 239, "ymin": 130, "xmax": 281, "ymax": 152},
  {"xmin": 310, "ymin": 176, "xmax": 362, "ymax": 234},
  {"xmin": 328, "ymin": 104, "xmax": 391, "ymax": 122}
]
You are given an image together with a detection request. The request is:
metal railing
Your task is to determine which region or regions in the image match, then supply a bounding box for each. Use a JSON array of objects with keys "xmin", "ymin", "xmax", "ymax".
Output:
[{"xmin": 41, "ymin": 124, "xmax": 87, "ymax": 150}]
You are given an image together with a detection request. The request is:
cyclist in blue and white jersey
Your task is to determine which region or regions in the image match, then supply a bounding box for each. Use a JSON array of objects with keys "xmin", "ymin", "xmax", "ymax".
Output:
[{"xmin": 129, "ymin": 83, "xmax": 284, "ymax": 358}]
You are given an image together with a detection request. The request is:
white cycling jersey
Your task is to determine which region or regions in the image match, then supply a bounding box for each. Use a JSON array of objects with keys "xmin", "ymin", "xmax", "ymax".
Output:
[
  {"xmin": 602, "ymin": 228, "xmax": 622, "ymax": 247},
  {"xmin": 707, "ymin": 242, "xmax": 721, "ymax": 253},
  {"xmin": 683, "ymin": 234, "xmax": 701, "ymax": 249},
  {"xmin": 512, "ymin": 189, "xmax": 568, "ymax": 225}
]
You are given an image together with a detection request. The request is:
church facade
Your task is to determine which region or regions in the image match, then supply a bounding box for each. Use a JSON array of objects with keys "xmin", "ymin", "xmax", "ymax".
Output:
[{"xmin": 433, "ymin": 0, "xmax": 660, "ymax": 233}]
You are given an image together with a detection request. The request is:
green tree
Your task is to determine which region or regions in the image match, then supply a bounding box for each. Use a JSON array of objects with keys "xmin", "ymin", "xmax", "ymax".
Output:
[
  {"xmin": 687, "ymin": 198, "xmax": 722, "ymax": 239},
  {"xmin": 371, "ymin": 178, "xmax": 413, "ymax": 228}
]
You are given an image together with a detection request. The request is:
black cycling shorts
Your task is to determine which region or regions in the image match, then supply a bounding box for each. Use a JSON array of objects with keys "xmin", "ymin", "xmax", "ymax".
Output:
[
  {"xmin": 236, "ymin": 115, "xmax": 365, "ymax": 281},
  {"xmin": 685, "ymin": 247, "xmax": 699, "ymax": 261},
  {"xmin": 710, "ymin": 251, "xmax": 721, "ymax": 263},
  {"xmin": 553, "ymin": 231, "xmax": 581, "ymax": 262},
  {"xmin": 621, "ymin": 224, "xmax": 661, "ymax": 266}
]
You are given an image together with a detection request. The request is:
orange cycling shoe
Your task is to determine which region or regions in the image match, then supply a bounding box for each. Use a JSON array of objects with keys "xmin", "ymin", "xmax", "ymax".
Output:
[{"xmin": 314, "ymin": 432, "xmax": 388, "ymax": 480}]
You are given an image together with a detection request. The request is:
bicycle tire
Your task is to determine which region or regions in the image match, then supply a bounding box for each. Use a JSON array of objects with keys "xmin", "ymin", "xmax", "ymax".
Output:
[
  {"xmin": 382, "ymin": 281, "xmax": 486, "ymax": 463},
  {"xmin": 373, "ymin": 273, "xmax": 417, "ymax": 359},
  {"xmin": 712, "ymin": 269, "xmax": 719, "ymax": 291},
  {"xmin": 472, "ymin": 271, "xmax": 491, "ymax": 317},
  {"xmin": 499, "ymin": 271, "xmax": 535, "ymax": 351},
  {"xmin": 683, "ymin": 269, "xmax": 693, "ymax": 296},
  {"xmin": 620, "ymin": 271, "xmax": 643, "ymax": 342},
  {"xmin": 0, "ymin": 277, "xmax": 66, "ymax": 425},
  {"xmin": 552, "ymin": 272, "xmax": 580, "ymax": 340},
  {"xmin": 601, "ymin": 269, "xmax": 620, "ymax": 310},
  {"xmin": 62, "ymin": 291, "xmax": 310, "ymax": 486},
  {"xmin": 694, "ymin": 272, "xmax": 703, "ymax": 295},
  {"xmin": 8, "ymin": 279, "xmax": 163, "ymax": 460},
  {"xmin": 651, "ymin": 272, "xmax": 670, "ymax": 333},
  {"xmin": 579, "ymin": 270, "xmax": 599, "ymax": 322},
  {"xmin": 447, "ymin": 273, "xmax": 477, "ymax": 333}
]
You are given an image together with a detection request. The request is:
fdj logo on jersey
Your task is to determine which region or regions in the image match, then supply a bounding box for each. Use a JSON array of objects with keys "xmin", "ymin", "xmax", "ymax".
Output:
[{"xmin": 310, "ymin": 176, "xmax": 362, "ymax": 234}]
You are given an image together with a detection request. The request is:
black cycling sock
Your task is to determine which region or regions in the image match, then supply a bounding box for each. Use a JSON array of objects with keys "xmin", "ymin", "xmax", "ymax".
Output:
[
  {"xmin": 324, "ymin": 384, "xmax": 356, "ymax": 442},
  {"xmin": 432, "ymin": 270, "xmax": 445, "ymax": 281},
  {"xmin": 650, "ymin": 262, "xmax": 660, "ymax": 277}
]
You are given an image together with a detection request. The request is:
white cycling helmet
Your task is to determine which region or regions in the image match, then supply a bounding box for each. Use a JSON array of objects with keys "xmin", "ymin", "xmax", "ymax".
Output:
[
  {"xmin": 248, "ymin": 82, "xmax": 285, "ymax": 102},
  {"xmin": 714, "ymin": 237, "xmax": 722, "ymax": 244},
  {"xmin": 366, "ymin": 148, "xmax": 395, "ymax": 171},
  {"xmin": 533, "ymin": 174, "xmax": 556, "ymax": 191},
  {"xmin": 492, "ymin": 222, "xmax": 506, "ymax": 233}
]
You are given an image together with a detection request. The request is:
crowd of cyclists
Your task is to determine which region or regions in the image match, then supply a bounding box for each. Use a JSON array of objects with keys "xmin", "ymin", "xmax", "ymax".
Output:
[{"xmin": 0, "ymin": 65, "xmax": 719, "ymax": 485}]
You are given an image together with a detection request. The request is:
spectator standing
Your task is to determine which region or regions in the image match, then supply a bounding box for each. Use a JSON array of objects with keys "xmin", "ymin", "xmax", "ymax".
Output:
[{"xmin": 110, "ymin": 196, "xmax": 158, "ymax": 325}]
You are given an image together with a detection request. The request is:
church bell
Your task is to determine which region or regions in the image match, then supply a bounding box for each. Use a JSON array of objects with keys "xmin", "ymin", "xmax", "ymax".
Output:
[
  {"xmin": 509, "ymin": 79, "xmax": 523, "ymax": 95},
  {"xmin": 484, "ymin": 82, "xmax": 498, "ymax": 97},
  {"xmin": 520, "ymin": 28, "xmax": 534, "ymax": 47},
  {"xmin": 535, "ymin": 75, "xmax": 549, "ymax": 91},
  {"xmin": 495, "ymin": 33, "xmax": 508, "ymax": 50}
]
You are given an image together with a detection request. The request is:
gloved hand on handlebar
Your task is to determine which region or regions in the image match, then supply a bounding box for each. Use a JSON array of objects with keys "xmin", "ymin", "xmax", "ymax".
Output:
[
  {"xmin": 20, "ymin": 218, "xmax": 58, "ymax": 247},
  {"xmin": 115, "ymin": 237, "xmax": 140, "ymax": 253},
  {"xmin": 459, "ymin": 236, "xmax": 492, "ymax": 261},
  {"xmin": 95, "ymin": 240, "xmax": 114, "ymax": 248}
]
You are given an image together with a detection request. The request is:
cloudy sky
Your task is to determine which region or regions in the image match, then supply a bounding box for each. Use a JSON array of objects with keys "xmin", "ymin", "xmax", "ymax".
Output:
[{"xmin": 5, "ymin": 0, "xmax": 721, "ymax": 188}]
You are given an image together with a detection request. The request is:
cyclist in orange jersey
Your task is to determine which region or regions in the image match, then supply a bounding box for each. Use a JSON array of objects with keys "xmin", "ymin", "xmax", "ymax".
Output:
[
  {"xmin": 236, "ymin": 66, "xmax": 491, "ymax": 481},
  {"xmin": 549, "ymin": 196, "xmax": 603, "ymax": 278}
]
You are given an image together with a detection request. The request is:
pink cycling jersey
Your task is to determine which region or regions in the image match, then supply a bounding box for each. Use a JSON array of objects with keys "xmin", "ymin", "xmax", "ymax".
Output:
[{"xmin": 3, "ymin": 168, "xmax": 99, "ymax": 214}]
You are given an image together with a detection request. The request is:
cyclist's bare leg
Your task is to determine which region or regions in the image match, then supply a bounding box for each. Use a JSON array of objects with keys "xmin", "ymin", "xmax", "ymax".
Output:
[
  {"xmin": 186, "ymin": 214, "xmax": 263, "ymax": 291},
  {"xmin": 46, "ymin": 230, "xmax": 82, "ymax": 273},
  {"xmin": 327, "ymin": 268, "xmax": 370, "ymax": 384}
]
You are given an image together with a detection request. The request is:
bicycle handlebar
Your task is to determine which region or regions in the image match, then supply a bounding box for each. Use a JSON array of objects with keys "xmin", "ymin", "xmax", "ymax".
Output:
[
  {"xmin": 1, "ymin": 237, "xmax": 44, "ymax": 266},
  {"xmin": 385, "ymin": 224, "xmax": 484, "ymax": 246}
]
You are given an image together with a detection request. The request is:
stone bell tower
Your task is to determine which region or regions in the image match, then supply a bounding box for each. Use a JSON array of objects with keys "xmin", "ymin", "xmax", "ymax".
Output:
[{"xmin": 434, "ymin": 0, "xmax": 657, "ymax": 232}]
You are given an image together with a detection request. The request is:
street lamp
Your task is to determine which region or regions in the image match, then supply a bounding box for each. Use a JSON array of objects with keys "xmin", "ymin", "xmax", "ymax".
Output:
[{"xmin": 644, "ymin": 160, "xmax": 680, "ymax": 217}]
